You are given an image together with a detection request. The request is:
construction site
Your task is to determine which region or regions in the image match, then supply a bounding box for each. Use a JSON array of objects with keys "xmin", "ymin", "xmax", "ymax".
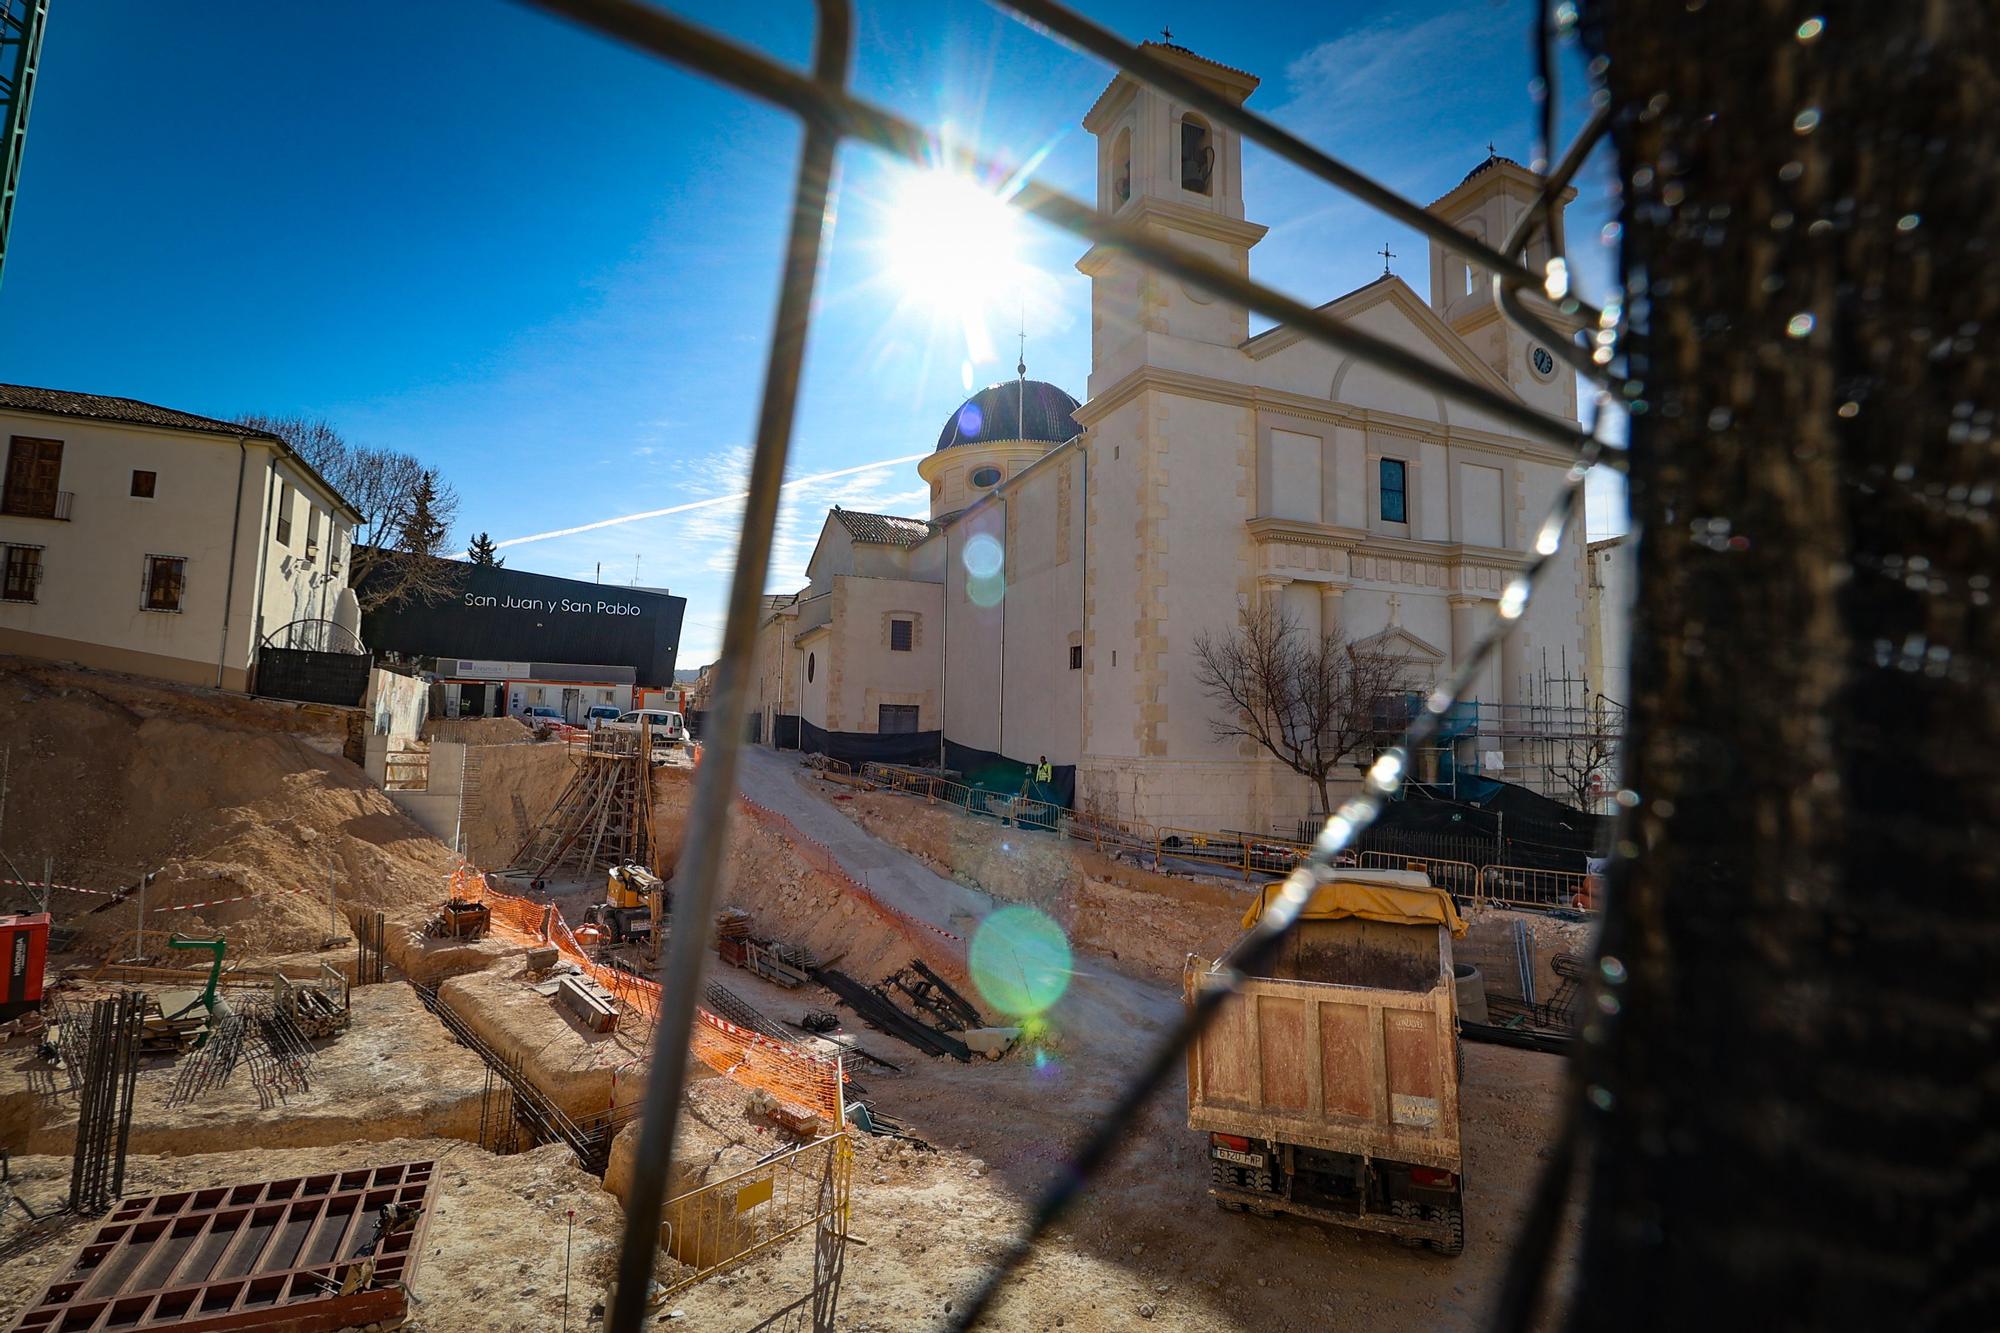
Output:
[{"xmin": 0, "ymin": 656, "xmax": 1587, "ymax": 1331}]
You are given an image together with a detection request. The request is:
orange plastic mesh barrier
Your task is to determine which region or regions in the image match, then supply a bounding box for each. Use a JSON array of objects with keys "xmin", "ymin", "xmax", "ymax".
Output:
[{"xmin": 469, "ymin": 873, "xmax": 842, "ymax": 1118}]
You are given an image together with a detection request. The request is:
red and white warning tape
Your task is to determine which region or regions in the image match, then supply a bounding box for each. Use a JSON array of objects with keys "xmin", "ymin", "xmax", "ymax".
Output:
[
  {"xmin": 1, "ymin": 877, "xmax": 122, "ymax": 897},
  {"xmin": 146, "ymin": 883, "xmax": 322, "ymax": 916}
]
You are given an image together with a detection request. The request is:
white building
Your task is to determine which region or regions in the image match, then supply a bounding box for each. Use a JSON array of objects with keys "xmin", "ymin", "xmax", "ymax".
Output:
[
  {"xmin": 1585, "ymin": 534, "xmax": 1633, "ymax": 707},
  {"xmin": 0, "ymin": 384, "xmax": 360, "ymax": 690},
  {"xmin": 750, "ymin": 42, "xmax": 1596, "ymax": 833}
]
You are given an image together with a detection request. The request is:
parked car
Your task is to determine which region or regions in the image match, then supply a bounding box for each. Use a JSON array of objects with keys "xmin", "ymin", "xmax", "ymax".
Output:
[
  {"xmin": 522, "ymin": 706, "xmax": 564, "ymax": 728},
  {"xmin": 584, "ymin": 704, "xmax": 624, "ymax": 730},
  {"xmin": 605, "ymin": 708, "xmax": 689, "ymax": 750}
]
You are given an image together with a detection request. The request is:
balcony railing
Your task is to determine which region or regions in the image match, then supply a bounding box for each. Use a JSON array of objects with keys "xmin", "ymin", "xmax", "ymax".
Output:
[{"xmin": 0, "ymin": 489, "xmax": 72, "ymax": 521}]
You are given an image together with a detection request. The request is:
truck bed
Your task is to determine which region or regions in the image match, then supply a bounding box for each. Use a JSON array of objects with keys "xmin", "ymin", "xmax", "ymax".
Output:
[{"xmin": 1186, "ymin": 959, "xmax": 1461, "ymax": 1172}]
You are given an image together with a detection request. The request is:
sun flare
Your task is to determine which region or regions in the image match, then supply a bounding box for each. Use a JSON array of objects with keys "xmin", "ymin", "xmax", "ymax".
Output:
[{"xmin": 878, "ymin": 168, "xmax": 1030, "ymax": 359}]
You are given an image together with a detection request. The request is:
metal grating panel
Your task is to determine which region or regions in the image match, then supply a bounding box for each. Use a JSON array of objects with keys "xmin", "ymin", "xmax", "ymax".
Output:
[{"xmin": 8, "ymin": 1160, "xmax": 436, "ymax": 1333}]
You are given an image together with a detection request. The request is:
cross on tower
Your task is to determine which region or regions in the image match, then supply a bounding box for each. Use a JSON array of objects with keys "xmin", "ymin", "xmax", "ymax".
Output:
[
  {"xmin": 1162, "ymin": 25, "xmax": 1172, "ymax": 42},
  {"xmin": 1377, "ymin": 241, "xmax": 1397, "ymax": 275}
]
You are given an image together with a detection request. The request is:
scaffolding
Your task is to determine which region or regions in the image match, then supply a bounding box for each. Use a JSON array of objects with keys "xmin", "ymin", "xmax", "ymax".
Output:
[
  {"xmin": 504, "ymin": 727, "xmax": 655, "ymax": 880},
  {"xmin": 1389, "ymin": 647, "xmax": 1624, "ymax": 809}
]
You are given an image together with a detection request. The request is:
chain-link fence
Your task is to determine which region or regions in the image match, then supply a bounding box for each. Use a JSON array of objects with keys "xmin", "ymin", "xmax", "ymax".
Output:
[{"xmin": 502, "ymin": 3, "xmax": 1625, "ymax": 1328}]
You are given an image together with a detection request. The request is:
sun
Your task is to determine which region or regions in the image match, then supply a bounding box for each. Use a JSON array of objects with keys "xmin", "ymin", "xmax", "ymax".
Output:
[{"xmin": 877, "ymin": 167, "xmax": 1030, "ymax": 360}]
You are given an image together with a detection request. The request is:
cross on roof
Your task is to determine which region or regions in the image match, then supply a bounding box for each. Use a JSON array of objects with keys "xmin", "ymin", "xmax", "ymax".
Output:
[
  {"xmin": 1377, "ymin": 242, "xmax": 1397, "ymax": 275},
  {"xmin": 1162, "ymin": 25, "xmax": 1172, "ymax": 41}
]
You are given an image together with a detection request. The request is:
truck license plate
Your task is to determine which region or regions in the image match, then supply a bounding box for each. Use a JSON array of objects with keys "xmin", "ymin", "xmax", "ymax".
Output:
[{"xmin": 1212, "ymin": 1147, "xmax": 1264, "ymax": 1168}]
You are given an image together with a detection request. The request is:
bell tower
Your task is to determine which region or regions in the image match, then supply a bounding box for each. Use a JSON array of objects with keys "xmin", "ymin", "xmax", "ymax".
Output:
[
  {"xmin": 1079, "ymin": 41, "xmax": 1267, "ymax": 394},
  {"xmin": 1426, "ymin": 153, "xmax": 1582, "ymax": 422}
]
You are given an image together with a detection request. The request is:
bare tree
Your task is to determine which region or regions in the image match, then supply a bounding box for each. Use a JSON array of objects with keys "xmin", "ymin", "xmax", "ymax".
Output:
[
  {"xmin": 1193, "ymin": 604, "xmax": 1420, "ymax": 816},
  {"xmin": 1542, "ymin": 695, "xmax": 1622, "ymax": 812},
  {"xmin": 238, "ymin": 414, "xmax": 462, "ymax": 611},
  {"xmin": 236, "ymin": 412, "xmax": 346, "ymax": 478}
]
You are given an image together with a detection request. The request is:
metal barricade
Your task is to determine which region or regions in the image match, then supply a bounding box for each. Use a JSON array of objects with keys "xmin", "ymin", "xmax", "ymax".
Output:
[
  {"xmin": 1352, "ymin": 850, "xmax": 1484, "ymax": 901},
  {"xmin": 1477, "ymin": 863, "xmax": 1590, "ymax": 911},
  {"xmin": 657, "ymin": 1133, "xmax": 852, "ymax": 1297}
]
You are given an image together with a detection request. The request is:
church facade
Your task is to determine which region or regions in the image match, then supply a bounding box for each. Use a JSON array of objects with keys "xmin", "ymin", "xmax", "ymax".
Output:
[{"xmin": 748, "ymin": 42, "xmax": 1592, "ymax": 835}]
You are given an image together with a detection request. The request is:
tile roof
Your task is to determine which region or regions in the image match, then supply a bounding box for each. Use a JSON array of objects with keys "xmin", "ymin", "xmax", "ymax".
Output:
[
  {"xmin": 831, "ymin": 507, "xmax": 934, "ymax": 547},
  {"xmin": 1084, "ymin": 40, "xmax": 1259, "ymax": 125},
  {"xmin": 935, "ymin": 379, "xmax": 1082, "ymax": 451},
  {"xmin": 0, "ymin": 383, "xmax": 280, "ymax": 440},
  {"xmin": 0, "ymin": 382, "xmax": 361, "ymax": 519},
  {"xmin": 1458, "ymin": 152, "xmax": 1524, "ymax": 187},
  {"xmin": 1147, "ymin": 40, "xmax": 1258, "ymax": 84}
]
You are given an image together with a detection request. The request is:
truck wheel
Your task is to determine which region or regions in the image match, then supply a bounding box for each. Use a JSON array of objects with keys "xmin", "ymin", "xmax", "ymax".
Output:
[
  {"xmin": 1210, "ymin": 1159, "xmax": 1247, "ymax": 1211},
  {"xmin": 1248, "ymin": 1166, "xmax": 1277, "ymax": 1216},
  {"xmin": 1389, "ymin": 1198, "xmax": 1425, "ymax": 1248},
  {"xmin": 1423, "ymin": 1204, "xmax": 1465, "ymax": 1257}
]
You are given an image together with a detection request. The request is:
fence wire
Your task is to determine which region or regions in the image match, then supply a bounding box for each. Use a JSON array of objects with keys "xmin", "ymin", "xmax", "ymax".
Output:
[{"xmin": 505, "ymin": 3, "xmax": 1627, "ymax": 1328}]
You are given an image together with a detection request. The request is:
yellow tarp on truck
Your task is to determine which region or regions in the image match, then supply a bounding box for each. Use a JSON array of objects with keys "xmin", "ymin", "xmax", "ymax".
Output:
[{"xmin": 1239, "ymin": 871, "xmax": 1467, "ymax": 937}]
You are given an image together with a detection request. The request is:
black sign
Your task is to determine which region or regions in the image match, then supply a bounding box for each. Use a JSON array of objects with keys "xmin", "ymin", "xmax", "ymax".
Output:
[{"xmin": 360, "ymin": 557, "xmax": 686, "ymax": 685}]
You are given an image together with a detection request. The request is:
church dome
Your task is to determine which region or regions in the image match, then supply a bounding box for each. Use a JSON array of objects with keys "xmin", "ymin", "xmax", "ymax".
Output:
[{"xmin": 935, "ymin": 379, "xmax": 1082, "ymax": 452}]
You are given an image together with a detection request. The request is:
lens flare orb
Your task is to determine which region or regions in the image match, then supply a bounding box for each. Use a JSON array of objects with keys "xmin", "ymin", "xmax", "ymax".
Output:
[{"xmin": 969, "ymin": 905, "xmax": 1073, "ymax": 1018}]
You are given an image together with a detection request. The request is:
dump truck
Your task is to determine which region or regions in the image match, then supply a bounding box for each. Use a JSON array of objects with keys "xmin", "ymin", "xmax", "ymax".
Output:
[{"xmin": 1185, "ymin": 868, "xmax": 1469, "ymax": 1254}]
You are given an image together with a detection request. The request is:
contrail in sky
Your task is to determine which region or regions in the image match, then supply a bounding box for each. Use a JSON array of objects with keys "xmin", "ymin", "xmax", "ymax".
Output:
[{"xmin": 453, "ymin": 453, "xmax": 928, "ymax": 557}]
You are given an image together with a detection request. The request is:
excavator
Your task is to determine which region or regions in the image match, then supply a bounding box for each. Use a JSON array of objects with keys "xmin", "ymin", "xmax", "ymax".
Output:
[{"xmin": 583, "ymin": 864, "xmax": 665, "ymax": 955}]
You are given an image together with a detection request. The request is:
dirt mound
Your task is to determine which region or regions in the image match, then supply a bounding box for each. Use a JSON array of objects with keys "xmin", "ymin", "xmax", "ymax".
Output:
[
  {"xmin": 423, "ymin": 715, "xmax": 533, "ymax": 744},
  {"xmin": 0, "ymin": 659, "xmax": 456, "ymax": 956},
  {"xmin": 825, "ymin": 782, "xmax": 1249, "ymax": 983},
  {"xmin": 648, "ymin": 768, "xmax": 966, "ymax": 988}
]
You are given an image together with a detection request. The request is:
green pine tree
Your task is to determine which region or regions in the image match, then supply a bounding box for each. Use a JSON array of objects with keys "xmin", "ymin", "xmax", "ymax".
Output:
[
  {"xmin": 396, "ymin": 469, "xmax": 450, "ymax": 556},
  {"xmin": 467, "ymin": 531, "xmax": 503, "ymax": 568}
]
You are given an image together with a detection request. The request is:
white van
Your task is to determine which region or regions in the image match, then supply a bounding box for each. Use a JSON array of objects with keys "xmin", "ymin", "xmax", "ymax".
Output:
[{"xmin": 606, "ymin": 708, "xmax": 688, "ymax": 749}]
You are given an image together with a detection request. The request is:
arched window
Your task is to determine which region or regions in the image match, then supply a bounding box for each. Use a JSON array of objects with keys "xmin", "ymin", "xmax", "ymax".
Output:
[
  {"xmin": 1111, "ymin": 127, "xmax": 1132, "ymax": 208},
  {"xmin": 970, "ymin": 465, "xmax": 1002, "ymax": 488},
  {"xmin": 806, "ymin": 652, "xmax": 815, "ymax": 683},
  {"xmin": 1180, "ymin": 114, "xmax": 1214, "ymax": 195}
]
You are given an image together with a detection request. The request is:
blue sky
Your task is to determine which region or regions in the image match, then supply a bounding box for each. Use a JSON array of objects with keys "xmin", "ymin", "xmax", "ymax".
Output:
[{"xmin": 0, "ymin": 0, "xmax": 1623, "ymax": 665}]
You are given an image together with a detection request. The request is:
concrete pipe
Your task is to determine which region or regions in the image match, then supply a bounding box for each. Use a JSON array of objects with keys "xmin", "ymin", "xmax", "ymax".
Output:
[{"xmin": 1453, "ymin": 962, "xmax": 1489, "ymax": 1026}]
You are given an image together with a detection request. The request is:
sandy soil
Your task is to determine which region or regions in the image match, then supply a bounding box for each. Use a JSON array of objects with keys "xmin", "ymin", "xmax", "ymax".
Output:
[
  {"xmin": 455, "ymin": 740, "xmax": 578, "ymax": 871},
  {"xmin": 825, "ymin": 780, "xmax": 1251, "ymax": 986},
  {"xmin": 672, "ymin": 909, "xmax": 1581, "ymax": 1332},
  {"xmin": 0, "ymin": 1138, "xmax": 629, "ymax": 1333},
  {"xmin": 0, "ymin": 658, "xmax": 457, "ymax": 956},
  {"xmin": 0, "ymin": 707, "xmax": 1579, "ymax": 1333},
  {"xmin": 439, "ymin": 962, "xmax": 656, "ymax": 1120},
  {"xmin": 11, "ymin": 981, "xmax": 488, "ymax": 1156},
  {"xmin": 422, "ymin": 716, "xmax": 533, "ymax": 745}
]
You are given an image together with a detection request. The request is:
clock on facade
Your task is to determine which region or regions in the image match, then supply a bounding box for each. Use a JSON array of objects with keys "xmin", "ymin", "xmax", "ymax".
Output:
[{"xmin": 1530, "ymin": 345, "xmax": 1556, "ymax": 378}]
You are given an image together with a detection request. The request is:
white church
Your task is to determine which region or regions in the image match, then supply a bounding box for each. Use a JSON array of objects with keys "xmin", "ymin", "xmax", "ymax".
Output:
[{"xmin": 747, "ymin": 41, "xmax": 1594, "ymax": 835}]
